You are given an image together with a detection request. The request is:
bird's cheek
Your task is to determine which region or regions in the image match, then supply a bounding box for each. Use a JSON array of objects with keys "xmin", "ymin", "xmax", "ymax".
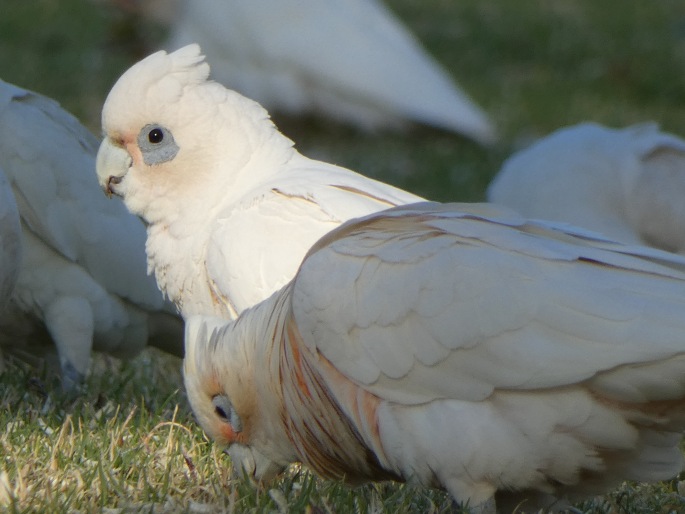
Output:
[{"xmin": 219, "ymin": 423, "xmax": 240, "ymax": 444}]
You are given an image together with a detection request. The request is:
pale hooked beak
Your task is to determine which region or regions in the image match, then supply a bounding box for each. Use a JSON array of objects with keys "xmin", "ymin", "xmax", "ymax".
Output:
[
  {"xmin": 228, "ymin": 444, "xmax": 287, "ymax": 482},
  {"xmin": 96, "ymin": 138, "xmax": 132, "ymax": 198}
]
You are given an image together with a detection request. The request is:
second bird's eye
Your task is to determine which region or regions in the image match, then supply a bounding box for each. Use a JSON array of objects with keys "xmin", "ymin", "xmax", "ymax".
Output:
[
  {"xmin": 214, "ymin": 404, "xmax": 228, "ymax": 420},
  {"xmin": 148, "ymin": 127, "xmax": 164, "ymax": 144},
  {"xmin": 211, "ymin": 394, "xmax": 243, "ymax": 432},
  {"xmin": 212, "ymin": 395, "xmax": 233, "ymax": 422}
]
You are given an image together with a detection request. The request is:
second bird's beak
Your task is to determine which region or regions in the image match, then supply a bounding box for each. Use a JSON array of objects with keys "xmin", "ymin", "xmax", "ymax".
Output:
[
  {"xmin": 228, "ymin": 444, "xmax": 288, "ymax": 483},
  {"xmin": 96, "ymin": 138, "xmax": 132, "ymax": 198}
]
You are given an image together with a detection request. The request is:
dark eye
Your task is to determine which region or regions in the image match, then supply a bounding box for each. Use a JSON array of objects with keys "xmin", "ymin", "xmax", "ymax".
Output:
[
  {"xmin": 148, "ymin": 127, "xmax": 164, "ymax": 144},
  {"xmin": 211, "ymin": 394, "xmax": 243, "ymax": 432},
  {"xmin": 214, "ymin": 403, "xmax": 228, "ymax": 420}
]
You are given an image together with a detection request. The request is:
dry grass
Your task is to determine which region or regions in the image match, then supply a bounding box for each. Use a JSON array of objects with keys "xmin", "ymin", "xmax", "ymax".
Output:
[{"xmin": 1, "ymin": 349, "xmax": 683, "ymax": 513}]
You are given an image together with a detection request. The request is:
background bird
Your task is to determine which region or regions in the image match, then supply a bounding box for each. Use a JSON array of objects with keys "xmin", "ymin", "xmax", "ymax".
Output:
[
  {"xmin": 0, "ymin": 167, "xmax": 21, "ymax": 373},
  {"xmin": 487, "ymin": 122, "xmax": 685, "ymax": 253},
  {"xmin": 184, "ymin": 201, "xmax": 685, "ymax": 513},
  {"xmin": 0, "ymin": 167, "xmax": 21, "ymax": 312},
  {"xmin": 96, "ymin": 44, "xmax": 423, "ymax": 322},
  {"xmin": 160, "ymin": 0, "xmax": 495, "ymax": 144},
  {"xmin": 0, "ymin": 78, "xmax": 183, "ymax": 388}
]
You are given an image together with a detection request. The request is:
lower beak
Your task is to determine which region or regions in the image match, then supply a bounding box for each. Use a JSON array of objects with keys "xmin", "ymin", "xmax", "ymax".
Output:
[{"xmin": 96, "ymin": 138, "xmax": 132, "ymax": 197}]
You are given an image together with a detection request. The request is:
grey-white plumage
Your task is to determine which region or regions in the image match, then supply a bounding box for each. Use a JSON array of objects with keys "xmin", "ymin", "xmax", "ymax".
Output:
[
  {"xmin": 0, "ymin": 78, "xmax": 183, "ymax": 387},
  {"xmin": 0, "ymin": 167, "xmax": 21, "ymax": 312},
  {"xmin": 488, "ymin": 122, "xmax": 685, "ymax": 253},
  {"xmin": 166, "ymin": 0, "xmax": 495, "ymax": 143}
]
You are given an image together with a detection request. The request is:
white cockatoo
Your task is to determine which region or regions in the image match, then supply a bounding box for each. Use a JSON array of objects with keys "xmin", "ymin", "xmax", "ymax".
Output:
[
  {"xmin": 0, "ymin": 78, "xmax": 183, "ymax": 387},
  {"xmin": 164, "ymin": 0, "xmax": 495, "ymax": 144},
  {"xmin": 184, "ymin": 201, "xmax": 685, "ymax": 513},
  {"xmin": 0, "ymin": 167, "xmax": 21, "ymax": 312},
  {"xmin": 96, "ymin": 44, "xmax": 423, "ymax": 321},
  {"xmin": 488, "ymin": 122, "xmax": 685, "ymax": 253}
]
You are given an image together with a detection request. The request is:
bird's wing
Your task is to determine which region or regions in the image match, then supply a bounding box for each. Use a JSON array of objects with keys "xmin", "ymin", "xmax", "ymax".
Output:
[
  {"xmin": 0, "ymin": 167, "xmax": 21, "ymax": 309},
  {"xmin": 0, "ymin": 80, "xmax": 164, "ymax": 309},
  {"xmin": 206, "ymin": 170, "xmax": 422, "ymax": 314},
  {"xmin": 168, "ymin": 0, "xmax": 494, "ymax": 142},
  {"xmin": 291, "ymin": 202, "xmax": 685, "ymax": 405}
]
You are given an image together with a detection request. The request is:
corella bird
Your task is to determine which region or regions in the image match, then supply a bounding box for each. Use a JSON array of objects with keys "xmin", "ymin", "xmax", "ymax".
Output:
[
  {"xmin": 164, "ymin": 0, "xmax": 496, "ymax": 144},
  {"xmin": 0, "ymin": 78, "xmax": 183, "ymax": 387},
  {"xmin": 184, "ymin": 201, "xmax": 685, "ymax": 513},
  {"xmin": 96, "ymin": 44, "xmax": 423, "ymax": 321},
  {"xmin": 0, "ymin": 167, "xmax": 21, "ymax": 312},
  {"xmin": 488, "ymin": 122, "xmax": 685, "ymax": 253}
]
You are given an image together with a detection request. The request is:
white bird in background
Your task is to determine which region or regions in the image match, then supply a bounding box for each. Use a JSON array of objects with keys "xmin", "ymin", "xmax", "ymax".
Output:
[
  {"xmin": 0, "ymin": 167, "xmax": 21, "ymax": 312},
  {"xmin": 184, "ymin": 201, "xmax": 685, "ymax": 514},
  {"xmin": 96, "ymin": 44, "xmax": 423, "ymax": 322},
  {"xmin": 488, "ymin": 122, "xmax": 685, "ymax": 253},
  {"xmin": 165, "ymin": 0, "xmax": 496, "ymax": 144},
  {"xmin": 0, "ymin": 79, "xmax": 183, "ymax": 388}
]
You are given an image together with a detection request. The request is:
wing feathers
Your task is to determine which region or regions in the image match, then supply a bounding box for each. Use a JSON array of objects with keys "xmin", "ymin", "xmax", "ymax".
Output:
[{"xmin": 292, "ymin": 204, "xmax": 685, "ymax": 405}]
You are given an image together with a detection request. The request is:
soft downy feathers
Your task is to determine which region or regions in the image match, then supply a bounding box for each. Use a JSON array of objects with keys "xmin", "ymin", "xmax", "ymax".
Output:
[
  {"xmin": 184, "ymin": 202, "xmax": 685, "ymax": 513},
  {"xmin": 97, "ymin": 44, "xmax": 423, "ymax": 321}
]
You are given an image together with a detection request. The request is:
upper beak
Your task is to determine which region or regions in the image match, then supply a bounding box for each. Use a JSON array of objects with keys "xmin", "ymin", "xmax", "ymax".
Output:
[
  {"xmin": 227, "ymin": 444, "xmax": 287, "ymax": 483},
  {"xmin": 96, "ymin": 137, "xmax": 132, "ymax": 198}
]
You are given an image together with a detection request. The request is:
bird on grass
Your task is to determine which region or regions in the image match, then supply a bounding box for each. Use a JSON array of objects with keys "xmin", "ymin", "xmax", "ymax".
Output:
[
  {"xmin": 162, "ymin": 0, "xmax": 496, "ymax": 144},
  {"xmin": 96, "ymin": 44, "xmax": 423, "ymax": 322},
  {"xmin": 0, "ymin": 78, "xmax": 183, "ymax": 388},
  {"xmin": 184, "ymin": 201, "xmax": 685, "ymax": 514},
  {"xmin": 488, "ymin": 122, "xmax": 685, "ymax": 253},
  {"xmin": 0, "ymin": 167, "xmax": 21, "ymax": 313},
  {"xmin": 0, "ymin": 166, "xmax": 22, "ymax": 372}
]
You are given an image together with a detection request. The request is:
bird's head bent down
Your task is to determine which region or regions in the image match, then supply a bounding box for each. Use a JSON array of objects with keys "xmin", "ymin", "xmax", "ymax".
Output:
[{"xmin": 182, "ymin": 313, "xmax": 293, "ymax": 482}]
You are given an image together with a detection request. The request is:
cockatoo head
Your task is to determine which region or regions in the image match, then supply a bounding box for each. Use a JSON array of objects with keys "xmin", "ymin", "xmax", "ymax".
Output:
[
  {"xmin": 183, "ymin": 314, "xmax": 292, "ymax": 481},
  {"xmin": 96, "ymin": 44, "xmax": 293, "ymax": 225}
]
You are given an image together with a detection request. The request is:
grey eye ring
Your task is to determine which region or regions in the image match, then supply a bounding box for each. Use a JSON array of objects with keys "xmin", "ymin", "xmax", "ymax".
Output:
[{"xmin": 137, "ymin": 123, "xmax": 179, "ymax": 165}]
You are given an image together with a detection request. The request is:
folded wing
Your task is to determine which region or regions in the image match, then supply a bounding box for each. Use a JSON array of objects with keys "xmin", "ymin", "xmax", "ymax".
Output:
[{"xmin": 292, "ymin": 202, "xmax": 685, "ymax": 405}]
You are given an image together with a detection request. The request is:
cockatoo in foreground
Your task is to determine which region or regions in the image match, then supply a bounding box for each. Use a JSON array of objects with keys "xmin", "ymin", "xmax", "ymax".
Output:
[
  {"xmin": 0, "ymin": 78, "xmax": 183, "ymax": 387},
  {"xmin": 96, "ymin": 44, "xmax": 423, "ymax": 321},
  {"xmin": 184, "ymin": 201, "xmax": 685, "ymax": 513},
  {"xmin": 165, "ymin": 0, "xmax": 496, "ymax": 144},
  {"xmin": 0, "ymin": 167, "xmax": 21, "ymax": 312},
  {"xmin": 488, "ymin": 122, "xmax": 685, "ymax": 254}
]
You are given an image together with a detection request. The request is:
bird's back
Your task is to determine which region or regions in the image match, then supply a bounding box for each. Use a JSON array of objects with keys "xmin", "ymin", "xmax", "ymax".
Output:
[{"xmin": 488, "ymin": 122, "xmax": 685, "ymax": 252}]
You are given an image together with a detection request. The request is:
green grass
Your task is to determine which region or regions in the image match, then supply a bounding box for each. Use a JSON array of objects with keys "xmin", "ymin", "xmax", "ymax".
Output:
[{"xmin": 2, "ymin": 0, "xmax": 685, "ymax": 512}]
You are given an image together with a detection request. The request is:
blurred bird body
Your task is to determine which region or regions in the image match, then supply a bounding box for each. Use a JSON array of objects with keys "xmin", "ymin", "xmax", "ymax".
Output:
[
  {"xmin": 488, "ymin": 122, "xmax": 685, "ymax": 253},
  {"xmin": 0, "ymin": 79, "xmax": 182, "ymax": 385},
  {"xmin": 184, "ymin": 201, "xmax": 685, "ymax": 513},
  {"xmin": 96, "ymin": 44, "xmax": 423, "ymax": 321},
  {"xmin": 166, "ymin": 0, "xmax": 495, "ymax": 143},
  {"xmin": 0, "ymin": 167, "xmax": 21, "ymax": 312}
]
